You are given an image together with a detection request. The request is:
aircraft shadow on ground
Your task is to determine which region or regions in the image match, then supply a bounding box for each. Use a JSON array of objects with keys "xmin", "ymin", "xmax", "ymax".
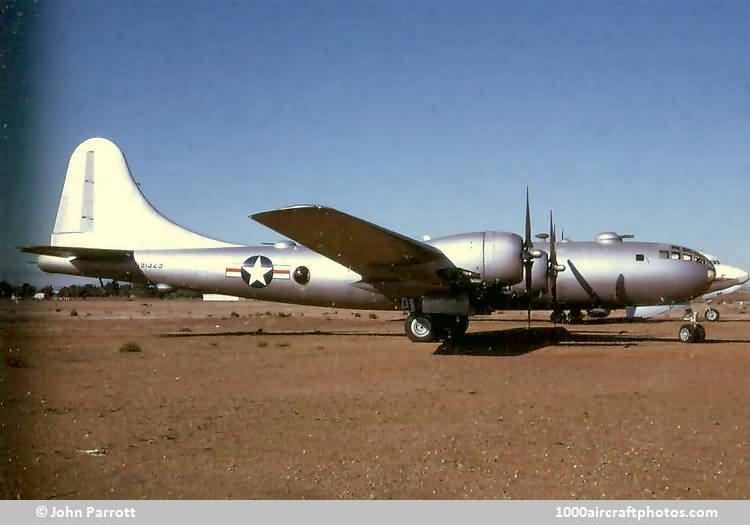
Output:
[
  {"xmin": 162, "ymin": 329, "xmax": 404, "ymax": 338},
  {"xmin": 434, "ymin": 327, "xmax": 750, "ymax": 357},
  {"xmin": 463, "ymin": 317, "xmax": 675, "ymax": 325},
  {"xmin": 161, "ymin": 327, "xmax": 750, "ymax": 355}
]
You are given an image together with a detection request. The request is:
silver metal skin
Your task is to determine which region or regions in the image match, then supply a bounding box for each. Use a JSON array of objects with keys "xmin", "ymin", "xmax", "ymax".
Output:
[
  {"xmin": 36, "ymin": 236, "xmax": 712, "ymax": 312},
  {"xmin": 23, "ymin": 138, "xmax": 717, "ymax": 343}
]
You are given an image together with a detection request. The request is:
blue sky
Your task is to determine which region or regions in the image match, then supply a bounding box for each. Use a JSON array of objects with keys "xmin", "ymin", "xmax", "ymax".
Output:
[{"xmin": 3, "ymin": 0, "xmax": 750, "ymax": 285}]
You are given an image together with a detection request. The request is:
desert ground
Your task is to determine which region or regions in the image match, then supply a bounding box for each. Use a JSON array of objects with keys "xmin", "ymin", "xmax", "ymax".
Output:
[{"xmin": 2, "ymin": 295, "xmax": 750, "ymax": 499}]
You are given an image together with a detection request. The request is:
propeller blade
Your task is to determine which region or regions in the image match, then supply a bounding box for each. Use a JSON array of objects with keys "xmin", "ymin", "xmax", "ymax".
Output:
[
  {"xmin": 551, "ymin": 222, "xmax": 558, "ymax": 308},
  {"xmin": 615, "ymin": 273, "xmax": 630, "ymax": 304},
  {"xmin": 567, "ymin": 259, "xmax": 602, "ymax": 304},
  {"xmin": 524, "ymin": 187, "xmax": 532, "ymax": 249},
  {"xmin": 523, "ymin": 187, "xmax": 533, "ymax": 328},
  {"xmin": 549, "ymin": 211, "xmax": 556, "ymax": 263}
]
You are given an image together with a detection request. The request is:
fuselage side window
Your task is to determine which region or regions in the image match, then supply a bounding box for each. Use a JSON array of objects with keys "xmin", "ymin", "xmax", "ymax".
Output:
[{"xmin": 636, "ymin": 254, "xmax": 645, "ymax": 261}]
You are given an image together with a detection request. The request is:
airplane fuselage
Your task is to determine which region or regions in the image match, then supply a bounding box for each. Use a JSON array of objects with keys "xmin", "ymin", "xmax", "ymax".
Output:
[{"xmin": 39, "ymin": 235, "xmax": 714, "ymax": 312}]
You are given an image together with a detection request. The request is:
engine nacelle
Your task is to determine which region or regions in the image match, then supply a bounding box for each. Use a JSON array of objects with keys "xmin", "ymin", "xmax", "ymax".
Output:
[
  {"xmin": 484, "ymin": 231, "xmax": 524, "ymax": 284},
  {"xmin": 429, "ymin": 231, "xmax": 524, "ymax": 285}
]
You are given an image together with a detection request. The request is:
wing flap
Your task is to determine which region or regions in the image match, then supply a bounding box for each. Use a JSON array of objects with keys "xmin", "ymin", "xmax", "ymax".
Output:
[{"xmin": 251, "ymin": 205, "xmax": 455, "ymax": 286}]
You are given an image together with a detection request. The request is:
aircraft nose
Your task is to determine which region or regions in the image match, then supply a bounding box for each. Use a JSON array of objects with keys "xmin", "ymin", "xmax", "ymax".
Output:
[{"xmin": 739, "ymin": 271, "xmax": 750, "ymax": 285}]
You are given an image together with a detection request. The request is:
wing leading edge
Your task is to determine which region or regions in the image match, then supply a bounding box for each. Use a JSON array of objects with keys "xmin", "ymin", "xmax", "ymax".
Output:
[{"xmin": 251, "ymin": 205, "xmax": 456, "ymax": 291}]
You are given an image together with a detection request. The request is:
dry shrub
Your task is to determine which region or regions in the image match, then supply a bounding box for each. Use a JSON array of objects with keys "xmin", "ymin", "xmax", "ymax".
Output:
[
  {"xmin": 119, "ymin": 342, "xmax": 143, "ymax": 353},
  {"xmin": 70, "ymin": 309, "xmax": 78, "ymax": 317},
  {"xmin": 369, "ymin": 313, "xmax": 378, "ymax": 319}
]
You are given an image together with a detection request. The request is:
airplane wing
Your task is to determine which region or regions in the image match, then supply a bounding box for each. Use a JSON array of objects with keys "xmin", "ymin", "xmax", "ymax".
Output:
[
  {"xmin": 251, "ymin": 205, "xmax": 457, "ymax": 291},
  {"xmin": 19, "ymin": 245, "xmax": 133, "ymax": 260}
]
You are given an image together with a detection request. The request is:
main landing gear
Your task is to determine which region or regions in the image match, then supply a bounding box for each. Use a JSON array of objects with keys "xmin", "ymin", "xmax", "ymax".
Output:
[
  {"xmin": 678, "ymin": 311, "xmax": 706, "ymax": 343},
  {"xmin": 549, "ymin": 309, "xmax": 584, "ymax": 324},
  {"xmin": 405, "ymin": 314, "xmax": 469, "ymax": 343},
  {"xmin": 550, "ymin": 310, "xmax": 567, "ymax": 324}
]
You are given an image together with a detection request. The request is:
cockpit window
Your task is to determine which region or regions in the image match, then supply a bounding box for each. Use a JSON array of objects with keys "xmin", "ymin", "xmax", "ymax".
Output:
[
  {"xmin": 682, "ymin": 253, "xmax": 692, "ymax": 261},
  {"xmin": 659, "ymin": 250, "xmax": 669, "ymax": 259},
  {"xmin": 712, "ymin": 259, "xmax": 720, "ymax": 265},
  {"xmin": 670, "ymin": 251, "xmax": 680, "ymax": 260}
]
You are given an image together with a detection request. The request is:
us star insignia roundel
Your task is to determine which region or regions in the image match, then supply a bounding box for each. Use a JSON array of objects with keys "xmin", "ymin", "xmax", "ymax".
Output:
[{"xmin": 240, "ymin": 255, "xmax": 274, "ymax": 288}]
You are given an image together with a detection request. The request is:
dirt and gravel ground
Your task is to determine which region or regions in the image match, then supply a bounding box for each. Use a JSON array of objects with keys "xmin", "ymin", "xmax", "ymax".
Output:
[{"xmin": 2, "ymin": 296, "xmax": 750, "ymax": 499}]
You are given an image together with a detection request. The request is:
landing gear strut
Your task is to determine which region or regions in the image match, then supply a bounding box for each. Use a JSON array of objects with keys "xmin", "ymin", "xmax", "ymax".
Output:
[
  {"xmin": 678, "ymin": 311, "xmax": 706, "ymax": 343},
  {"xmin": 404, "ymin": 314, "xmax": 469, "ymax": 343}
]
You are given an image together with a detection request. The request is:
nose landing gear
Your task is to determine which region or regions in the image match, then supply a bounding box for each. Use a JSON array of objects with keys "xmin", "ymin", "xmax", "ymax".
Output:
[{"xmin": 704, "ymin": 307, "xmax": 720, "ymax": 322}]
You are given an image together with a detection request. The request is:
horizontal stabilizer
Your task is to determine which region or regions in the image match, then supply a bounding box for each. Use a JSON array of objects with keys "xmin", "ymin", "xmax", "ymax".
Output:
[{"xmin": 19, "ymin": 245, "xmax": 133, "ymax": 260}]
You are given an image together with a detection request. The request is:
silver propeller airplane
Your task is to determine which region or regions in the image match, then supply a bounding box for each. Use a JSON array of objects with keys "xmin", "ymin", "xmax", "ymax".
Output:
[{"xmin": 22, "ymin": 138, "xmax": 718, "ymax": 344}]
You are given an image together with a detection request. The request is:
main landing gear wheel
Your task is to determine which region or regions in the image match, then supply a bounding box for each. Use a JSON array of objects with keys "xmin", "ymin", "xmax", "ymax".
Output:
[
  {"xmin": 405, "ymin": 314, "xmax": 436, "ymax": 343},
  {"xmin": 704, "ymin": 308, "xmax": 720, "ymax": 322},
  {"xmin": 567, "ymin": 309, "xmax": 584, "ymax": 324},
  {"xmin": 678, "ymin": 323, "xmax": 706, "ymax": 343},
  {"xmin": 550, "ymin": 310, "xmax": 567, "ymax": 324}
]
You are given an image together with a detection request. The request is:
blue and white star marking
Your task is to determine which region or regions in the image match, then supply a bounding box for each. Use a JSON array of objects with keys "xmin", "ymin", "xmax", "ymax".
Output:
[{"xmin": 225, "ymin": 256, "xmax": 290, "ymax": 288}]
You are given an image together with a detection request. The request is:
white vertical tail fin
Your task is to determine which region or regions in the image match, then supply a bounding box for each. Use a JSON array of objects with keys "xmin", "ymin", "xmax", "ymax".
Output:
[{"xmin": 51, "ymin": 137, "xmax": 237, "ymax": 250}]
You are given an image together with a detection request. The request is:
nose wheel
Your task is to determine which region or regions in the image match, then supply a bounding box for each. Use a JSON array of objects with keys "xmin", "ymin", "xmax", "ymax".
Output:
[{"xmin": 704, "ymin": 307, "xmax": 720, "ymax": 322}]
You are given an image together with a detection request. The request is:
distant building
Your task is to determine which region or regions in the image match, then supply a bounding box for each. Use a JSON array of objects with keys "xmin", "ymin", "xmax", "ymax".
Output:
[
  {"xmin": 202, "ymin": 293, "xmax": 240, "ymax": 302},
  {"xmin": 33, "ymin": 292, "xmax": 46, "ymax": 300}
]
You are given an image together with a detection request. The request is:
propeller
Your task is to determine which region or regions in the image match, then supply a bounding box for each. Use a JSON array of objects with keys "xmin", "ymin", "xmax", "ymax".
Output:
[
  {"xmin": 548, "ymin": 211, "xmax": 566, "ymax": 308},
  {"xmin": 549, "ymin": 212, "xmax": 558, "ymax": 312},
  {"xmin": 522, "ymin": 188, "xmax": 543, "ymax": 327}
]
